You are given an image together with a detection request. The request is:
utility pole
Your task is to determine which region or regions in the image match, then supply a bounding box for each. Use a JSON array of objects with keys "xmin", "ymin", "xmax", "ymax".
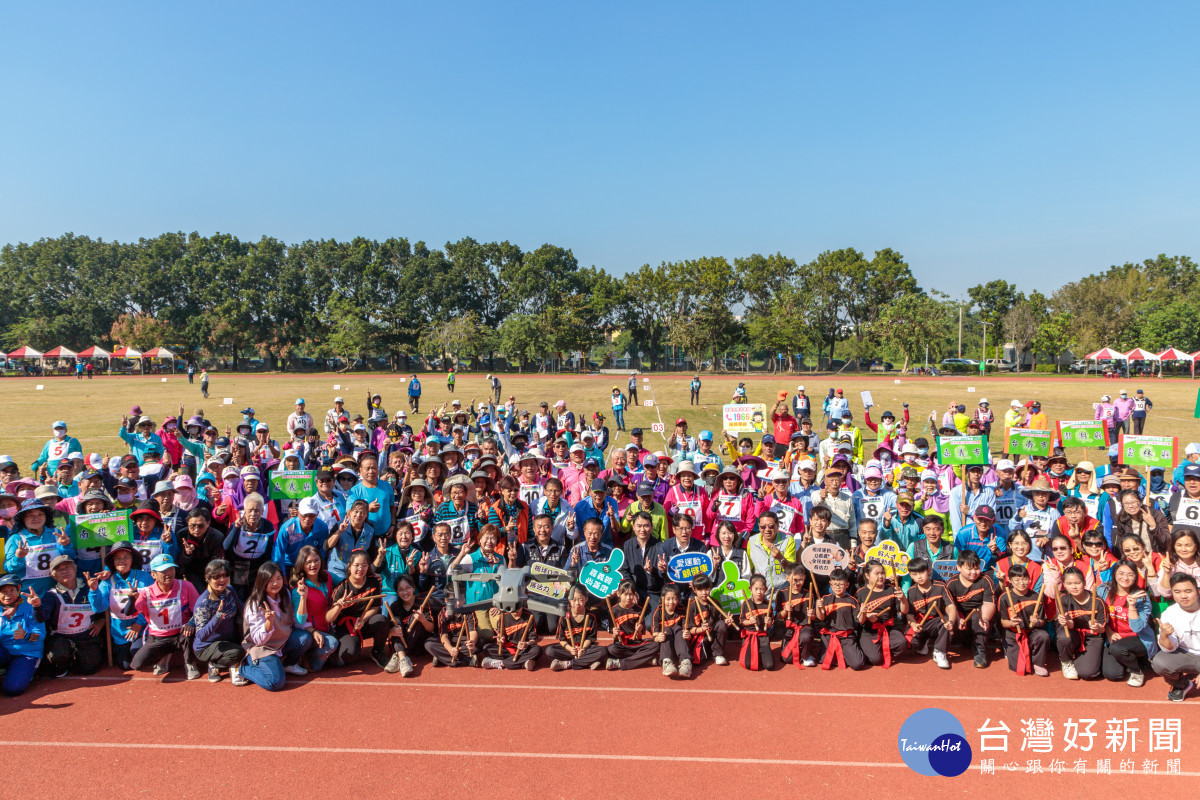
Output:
[
  {"xmin": 958, "ymin": 304, "xmax": 963, "ymax": 358},
  {"xmin": 980, "ymin": 320, "xmax": 990, "ymax": 371}
]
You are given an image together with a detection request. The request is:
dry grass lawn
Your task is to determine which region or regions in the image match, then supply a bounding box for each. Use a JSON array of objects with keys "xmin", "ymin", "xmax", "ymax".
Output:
[{"xmin": 4, "ymin": 371, "xmax": 1200, "ymax": 470}]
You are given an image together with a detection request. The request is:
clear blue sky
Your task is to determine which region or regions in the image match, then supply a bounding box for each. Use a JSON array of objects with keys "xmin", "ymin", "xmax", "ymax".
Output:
[{"xmin": 2, "ymin": 2, "xmax": 1197, "ymax": 299}]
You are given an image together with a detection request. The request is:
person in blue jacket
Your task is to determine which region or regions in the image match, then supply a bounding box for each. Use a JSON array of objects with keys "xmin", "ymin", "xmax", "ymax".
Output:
[
  {"xmin": 0, "ymin": 573, "xmax": 46, "ymax": 696},
  {"xmin": 88, "ymin": 542, "xmax": 151, "ymax": 669},
  {"xmin": 31, "ymin": 420, "xmax": 82, "ymax": 478},
  {"xmin": 407, "ymin": 375, "xmax": 422, "ymax": 413},
  {"xmin": 1172, "ymin": 443, "xmax": 1200, "ymax": 490},
  {"xmin": 3, "ymin": 499, "xmax": 75, "ymax": 594},
  {"xmin": 272, "ymin": 496, "xmax": 328, "ymax": 572},
  {"xmin": 119, "ymin": 415, "xmax": 166, "ymax": 465}
]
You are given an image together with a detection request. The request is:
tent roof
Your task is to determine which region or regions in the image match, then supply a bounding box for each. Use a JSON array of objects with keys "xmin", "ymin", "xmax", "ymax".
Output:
[
  {"xmin": 6, "ymin": 346, "xmax": 42, "ymax": 359},
  {"xmin": 1157, "ymin": 347, "xmax": 1193, "ymax": 361},
  {"xmin": 142, "ymin": 347, "xmax": 175, "ymax": 358},
  {"xmin": 42, "ymin": 346, "xmax": 77, "ymax": 358},
  {"xmin": 1124, "ymin": 348, "xmax": 1159, "ymax": 360},
  {"xmin": 112, "ymin": 346, "xmax": 143, "ymax": 358},
  {"xmin": 76, "ymin": 346, "xmax": 111, "ymax": 358},
  {"xmin": 1084, "ymin": 347, "xmax": 1126, "ymax": 360}
]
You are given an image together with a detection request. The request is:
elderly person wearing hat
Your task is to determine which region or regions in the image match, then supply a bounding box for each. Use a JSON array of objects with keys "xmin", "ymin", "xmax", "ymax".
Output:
[
  {"xmin": 433, "ymin": 474, "xmax": 479, "ymax": 550},
  {"xmin": 666, "ymin": 418, "xmax": 697, "ymax": 463},
  {"xmin": 129, "ymin": 499, "xmax": 178, "ymax": 570},
  {"xmin": 124, "ymin": 553, "xmax": 203, "ymax": 679},
  {"xmin": 40, "ymin": 554, "xmax": 105, "ymax": 677},
  {"xmin": 0, "ymin": 572, "xmax": 47, "ymax": 696},
  {"xmin": 4, "ymin": 498, "xmax": 74, "ymax": 594},
  {"xmin": 809, "ymin": 464, "xmax": 859, "ymax": 546},
  {"xmin": 119, "ymin": 413, "xmax": 166, "ymax": 466},
  {"xmin": 620, "ymin": 480, "xmax": 667, "ymax": 543},
  {"xmin": 486, "ymin": 476, "xmax": 533, "ymax": 560},
  {"xmin": 952, "ymin": 504, "xmax": 1004, "ymax": 572},
  {"xmin": 756, "ymin": 467, "xmax": 805, "ymax": 538},
  {"xmin": 705, "ymin": 466, "xmax": 754, "ymax": 546},
  {"xmin": 272, "ymin": 496, "xmax": 329, "ymax": 572},
  {"xmin": 32, "ymin": 420, "xmax": 82, "ymax": 479},
  {"xmin": 1015, "ymin": 477, "xmax": 1062, "ymax": 553},
  {"xmin": 663, "ymin": 460, "xmax": 710, "ymax": 534},
  {"xmin": 88, "ymin": 542, "xmax": 151, "ymax": 668}
]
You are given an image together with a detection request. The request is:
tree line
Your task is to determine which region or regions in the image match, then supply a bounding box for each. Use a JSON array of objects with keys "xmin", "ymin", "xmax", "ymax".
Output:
[{"xmin": 0, "ymin": 232, "xmax": 1191, "ymax": 372}]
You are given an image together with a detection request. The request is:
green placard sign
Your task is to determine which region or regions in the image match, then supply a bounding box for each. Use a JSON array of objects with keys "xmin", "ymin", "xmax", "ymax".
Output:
[
  {"xmin": 269, "ymin": 469, "xmax": 316, "ymax": 500},
  {"xmin": 936, "ymin": 435, "xmax": 989, "ymax": 465},
  {"xmin": 71, "ymin": 510, "xmax": 132, "ymax": 549},
  {"xmin": 1005, "ymin": 428, "xmax": 1052, "ymax": 458},
  {"xmin": 1119, "ymin": 434, "xmax": 1179, "ymax": 469},
  {"xmin": 711, "ymin": 559, "xmax": 751, "ymax": 616},
  {"xmin": 1055, "ymin": 420, "xmax": 1109, "ymax": 449}
]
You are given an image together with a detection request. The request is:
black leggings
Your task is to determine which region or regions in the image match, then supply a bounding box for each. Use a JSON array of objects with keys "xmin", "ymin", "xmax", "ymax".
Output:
[
  {"xmin": 195, "ymin": 639, "xmax": 245, "ymax": 668},
  {"xmin": 1102, "ymin": 636, "xmax": 1147, "ymax": 681},
  {"xmin": 1056, "ymin": 629, "xmax": 1104, "ymax": 679},
  {"xmin": 606, "ymin": 640, "xmax": 659, "ymax": 670},
  {"xmin": 544, "ymin": 643, "xmax": 607, "ymax": 669},
  {"xmin": 131, "ymin": 633, "xmax": 196, "ymax": 670},
  {"xmin": 336, "ymin": 614, "xmax": 392, "ymax": 663},
  {"xmin": 483, "ymin": 642, "xmax": 542, "ymax": 668}
]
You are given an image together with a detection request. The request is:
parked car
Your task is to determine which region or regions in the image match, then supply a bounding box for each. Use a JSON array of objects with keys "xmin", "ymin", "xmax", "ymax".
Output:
[
  {"xmin": 984, "ymin": 358, "xmax": 1018, "ymax": 372},
  {"xmin": 940, "ymin": 358, "xmax": 979, "ymax": 367},
  {"xmin": 1069, "ymin": 360, "xmax": 1112, "ymax": 374}
]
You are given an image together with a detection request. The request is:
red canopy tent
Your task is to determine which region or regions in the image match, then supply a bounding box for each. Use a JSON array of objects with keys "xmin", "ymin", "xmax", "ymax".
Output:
[
  {"xmin": 1084, "ymin": 347, "xmax": 1126, "ymax": 360},
  {"xmin": 142, "ymin": 347, "xmax": 176, "ymax": 373},
  {"xmin": 112, "ymin": 346, "xmax": 144, "ymax": 374},
  {"xmin": 77, "ymin": 346, "xmax": 111, "ymax": 358},
  {"xmin": 42, "ymin": 346, "xmax": 77, "ymax": 358},
  {"xmin": 7, "ymin": 346, "xmax": 43, "ymax": 359},
  {"xmin": 1155, "ymin": 347, "xmax": 1193, "ymax": 378},
  {"xmin": 1123, "ymin": 348, "xmax": 1158, "ymax": 361}
]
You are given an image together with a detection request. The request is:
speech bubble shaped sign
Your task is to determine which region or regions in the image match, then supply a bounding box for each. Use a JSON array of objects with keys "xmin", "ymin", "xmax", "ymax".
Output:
[
  {"xmin": 711, "ymin": 560, "xmax": 751, "ymax": 616},
  {"xmin": 580, "ymin": 548, "xmax": 625, "ymax": 599},
  {"xmin": 800, "ymin": 542, "xmax": 851, "ymax": 576},
  {"xmin": 667, "ymin": 551, "xmax": 713, "ymax": 583}
]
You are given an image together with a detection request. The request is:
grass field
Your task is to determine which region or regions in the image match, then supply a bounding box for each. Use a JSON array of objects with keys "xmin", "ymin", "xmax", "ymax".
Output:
[{"xmin": 4, "ymin": 371, "xmax": 1200, "ymax": 470}]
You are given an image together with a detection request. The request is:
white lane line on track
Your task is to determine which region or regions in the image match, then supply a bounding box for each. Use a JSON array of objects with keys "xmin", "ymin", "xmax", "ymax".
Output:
[
  {"xmin": 1, "ymin": 741, "xmax": 1196, "ymax": 776},
  {"xmin": 59, "ymin": 675, "xmax": 1197, "ymax": 706}
]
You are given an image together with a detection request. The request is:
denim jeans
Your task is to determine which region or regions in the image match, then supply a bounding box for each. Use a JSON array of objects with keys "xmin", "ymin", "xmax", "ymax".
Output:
[
  {"xmin": 241, "ymin": 628, "xmax": 314, "ymax": 691},
  {"xmin": 0, "ymin": 648, "xmax": 39, "ymax": 696},
  {"xmin": 308, "ymin": 628, "xmax": 340, "ymax": 672},
  {"xmin": 614, "ymin": 408, "xmax": 625, "ymax": 430}
]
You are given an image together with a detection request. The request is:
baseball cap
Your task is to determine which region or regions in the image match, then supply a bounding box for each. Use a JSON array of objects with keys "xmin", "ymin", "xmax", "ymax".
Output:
[
  {"xmin": 584, "ymin": 458, "xmax": 600, "ymax": 469},
  {"xmin": 630, "ymin": 427, "xmax": 643, "ymax": 436},
  {"xmin": 897, "ymin": 492, "xmax": 915, "ymax": 506},
  {"xmin": 298, "ymin": 496, "xmax": 320, "ymax": 516},
  {"xmin": 797, "ymin": 385, "xmax": 805, "ymax": 391},
  {"xmin": 636, "ymin": 480, "xmax": 655, "ymax": 496},
  {"xmin": 1187, "ymin": 443, "xmax": 1200, "ymax": 456},
  {"xmin": 52, "ymin": 420, "xmax": 67, "ymax": 430},
  {"xmin": 49, "ymin": 554, "xmax": 74, "ymax": 572},
  {"xmin": 761, "ymin": 435, "xmax": 775, "ymax": 445},
  {"xmin": 334, "ymin": 396, "xmax": 344, "ymax": 403},
  {"xmin": 995, "ymin": 459, "xmax": 1016, "ymax": 471},
  {"xmin": 864, "ymin": 466, "xmax": 883, "ymax": 480},
  {"xmin": 590, "ymin": 478, "xmax": 607, "ymax": 493},
  {"xmin": 643, "ymin": 455, "xmax": 660, "ymax": 468},
  {"xmin": 149, "ymin": 554, "xmax": 179, "ymax": 572},
  {"xmin": 675, "ymin": 418, "xmax": 687, "ymax": 426},
  {"xmin": 699, "ymin": 430, "xmax": 713, "ymax": 442},
  {"xmin": 569, "ymin": 443, "xmax": 585, "ymax": 454},
  {"xmin": 973, "ymin": 505, "xmax": 996, "ymax": 521},
  {"xmin": 295, "ymin": 398, "xmax": 305, "ymax": 405},
  {"xmin": 1185, "ymin": 465, "xmax": 1200, "ymax": 479},
  {"xmin": 796, "ymin": 459, "xmax": 816, "ymax": 471}
]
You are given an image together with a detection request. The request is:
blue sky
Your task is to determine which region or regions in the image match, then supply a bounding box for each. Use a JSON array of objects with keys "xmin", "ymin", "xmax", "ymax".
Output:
[{"xmin": 2, "ymin": 2, "xmax": 1197, "ymax": 299}]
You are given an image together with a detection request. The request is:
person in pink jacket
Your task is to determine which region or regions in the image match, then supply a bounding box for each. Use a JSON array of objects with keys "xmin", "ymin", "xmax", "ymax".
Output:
[
  {"xmin": 1095, "ymin": 394, "xmax": 1118, "ymax": 441},
  {"xmin": 755, "ymin": 468, "xmax": 805, "ymax": 538},
  {"xmin": 705, "ymin": 467, "xmax": 755, "ymax": 545},
  {"xmin": 1113, "ymin": 390, "xmax": 1136, "ymax": 435},
  {"xmin": 662, "ymin": 461, "xmax": 710, "ymax": 533},
  {"xmin": 127, "ymin": 554, "xmax": 202, "ymax": 679}
]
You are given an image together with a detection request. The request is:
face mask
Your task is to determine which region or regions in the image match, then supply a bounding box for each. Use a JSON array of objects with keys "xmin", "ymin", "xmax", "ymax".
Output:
[
  {"xmin": 118, "ymin": 491, "xmax": 134, "ymax": 502},
  {"xmin": 0, "ymin": 507, "xmax": 15, "ymax": 520}
]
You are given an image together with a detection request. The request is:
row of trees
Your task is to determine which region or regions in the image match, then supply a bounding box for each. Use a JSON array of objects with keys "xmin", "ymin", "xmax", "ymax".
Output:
[{"xmin": 0, "ymin": 232, "xmax": 1191, "ymax": 372}]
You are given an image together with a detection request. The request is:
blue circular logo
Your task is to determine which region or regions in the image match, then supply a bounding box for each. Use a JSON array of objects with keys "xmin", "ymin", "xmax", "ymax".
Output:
[{"xmin": 897, "ymin": 708, "xmax": 972, "ymax": 777}]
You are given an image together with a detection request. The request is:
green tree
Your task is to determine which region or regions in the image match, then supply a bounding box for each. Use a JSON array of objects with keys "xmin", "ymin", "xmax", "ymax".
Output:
[
  {"xmin": 867, "ymin": 293, "xmax": 952, "ymax": 373},
  {"xmin": 1032, "ymin": 311, "xmax": 1075, "ymax": 371}
]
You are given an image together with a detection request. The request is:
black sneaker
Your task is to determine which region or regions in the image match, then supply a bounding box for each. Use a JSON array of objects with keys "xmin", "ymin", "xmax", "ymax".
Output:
[
  {"xmin": 371, "ymin": 650, "xmax": 390, "ymax": 669},
  {"xmin": 1168, "ymin": 681, "xmax": 1193, "ymax": 702}
]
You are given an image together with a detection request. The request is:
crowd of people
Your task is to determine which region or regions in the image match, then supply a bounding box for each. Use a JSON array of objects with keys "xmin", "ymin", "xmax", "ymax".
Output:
[{"xmin": 1, "ymin": 378, "xmax": 1198, "ymax": 704}]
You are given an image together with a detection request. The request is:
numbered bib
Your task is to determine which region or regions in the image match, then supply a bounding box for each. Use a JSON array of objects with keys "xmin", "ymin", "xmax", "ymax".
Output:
[
  {"xmin": 133, "ymin": 538, "xmax": 164, "ymax": 566},
  {"xmin": 404, "ymin": 513, "xmax": 428, "ymax": 541},
  {"xmin": 860, "ymin": 498, "xmax": 884, "ymax": 523},
  {"xmin": 770, "ymin": 501, "xmax": 797, "ymax": 532},
  {"xmin": 109, "ymin": 580, "xmax": 139, "ymax": 620},
  {"xmin": 234, "ymin": 529, "xmax": 272, "ymax": 559},
  {"xmin": 1176, "ymin": 498, "xmax": 1200, "ymax": 525},
  {"xmin": 674, "ymin": 499, "xmax": 702, "ymax": 521},
  {"xmin": 717, "ymin": 495, "xmax": 744, "ymax": 522},
  {"xmin": 994, "ymin": 499, "xmax": 1019, "ymax": 524},
  {"xmin": 519, "ymin": 484, "xmax": 544, "ymax": 509},
  {"xmin": 1025, "ymin": 508, "xmax": 1053, "ymax": 533},
  {"xmin": 48, "ymin": 440, "xmax": 69, "ymax": 461},
  {"xmin": 1134, "ymin": 399, "xmax": 1147, "ymax": 411},
  {"xmin": 1080, "ymin": 495, "xmax": 1100, "ymax": 522},
  {"xmin": 446, "ymin": 515, "xmax": 470, "ymax": 546},
  {"xmin": 146, "ymin": 595, "xmax": 183, "ymax": 634},
  {"xmin": 24, "ymin": 543, "xmax": 57, "ymax": 580},
  {"xmin": 57, "ymin": 601, "xmax": 92, "ymax": 635}
]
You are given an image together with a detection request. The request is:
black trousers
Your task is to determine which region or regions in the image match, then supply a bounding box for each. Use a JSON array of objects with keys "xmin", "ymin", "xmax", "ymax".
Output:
[
  {"xmin": 195, "ymin": 639, "xmax": 245, "ymax": 668},
  {"xmin": 951, "ymin": 616, "xmax": 989, "ymax": 655},
  {"xmin": 655, "ymin": 629, "xmax": 688, "ymax": 663},
  {"xmin": 544, "ymin": 643, "xmax": 607, "ymax": 669},
  {"xmin": 1102, "ymin": 635, "xmax": 1147, "ymax": 681},
  {"xmin": 690, "ymin": 389, "xmax": 699, "ymax": 405},
  {"xmin": 1132, "ymin": 416, "xmax": 1146, "ymax": 435},
  {"xmin": 908, "ymin": 617, "xmax": 950, "ymax": 654},
  {"xmin": 44, "ymin": 633, "xmax": 105, "ymax": 675},
  {"xmin": 628, "ymin": 387, "xmax": 638, "ymax": 405},
  {"xmin": 131, "ymin": 632, "xmax": 196, "ymax": 670},
  {"xmin": 483, "ymin": 642, "xmax": 542, "ymax": 668},
  {"xmin": 424, "ymin": 639, "xmax": 474, "ymax": 667},
  {"xmin": 858, "ymin": 627, "xmax": 906, "ymax": 667},
  {"xmin": 1056, "ymin": 629, "xmax": 1104, "ymax": 679},
  {"xmin": 1002, "ymin": 628, "xmax": 1050, "ymax": 672},
  {"xmin": 686, "ymin": 620, "xmax": 729, "ymax": 663},
  {"xmin": 780, "ymin": 625, "xmax": 815, "ymax": 666},
  {"xmin": 336, "ymin": 614, "xmax": 392, "ymax": 663},
  {"xmin": 606, "ymin": 640, "xmax": 659, "ymax": 670}
]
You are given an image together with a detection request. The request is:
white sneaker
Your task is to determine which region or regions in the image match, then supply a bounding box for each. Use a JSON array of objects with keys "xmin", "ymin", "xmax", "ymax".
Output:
[
  {"xmin": 606, "ymin": 658, "xmax": 621, "ymax": 671},
  {"xmin": 1033, "ymin": 665, "xmax": 1050, "ymax": 677},
  {"xmin": 933, "ymin": 650, "xmax": 951, "ymax": 670},
  {"xmin": 1061, "ymin": 660, "xmax": 1079, "ymax": 680},
  {"xmin": 662, "ymin": 658, "xmax": 677, "ymax": 677},
  {"xmin": 399, "ymin": 656, "xmax": 414, "ymax": 678},
  {"xmin": 550, "ymin": 659, "xmax": 568, "ymax": 671},
  {"xmin": 284, "ymin": 664, "xmax": 308, "ymax": 676},
  {"xmin": 152, "ymin": 655, "xmax": 171, "ymax": 676},
  {"xmin": 802, "ymin": 657, "xmax": 817, "ymax": 668},
  {"xmin": 1127, "ymin": 670, "xmax": 1145, "ymax": 688},
  {"xmin": 384, "ymin": 653, "xmax": 403, "ymax": 674},
  {"xmin": 230, "ymin": 666, "xmax": 249, "ymax": 687},
  {"xmin": 714, "ymin": 655, "xmax": 729, "ymax": 666},
  {"xmin": 678, "ymin": 659, "xmax": 693, "ymax": 678},
  {"xmin": 482, "ymin": 657, "xmax": 504, "ymax": 670}
]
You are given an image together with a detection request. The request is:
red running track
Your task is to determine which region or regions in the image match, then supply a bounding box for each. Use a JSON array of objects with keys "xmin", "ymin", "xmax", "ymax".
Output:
[{"xmin": 3, "ymin": 643, "xmax": 1198, "ymax": 798}]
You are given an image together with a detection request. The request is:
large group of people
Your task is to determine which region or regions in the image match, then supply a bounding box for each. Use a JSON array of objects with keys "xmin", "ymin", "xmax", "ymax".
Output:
[{"xmin": 1, "ymin": 378, "xmax": 1198, "ymax": 705}]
